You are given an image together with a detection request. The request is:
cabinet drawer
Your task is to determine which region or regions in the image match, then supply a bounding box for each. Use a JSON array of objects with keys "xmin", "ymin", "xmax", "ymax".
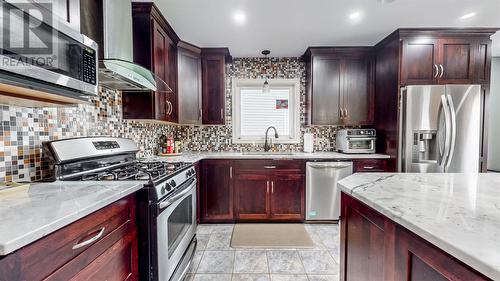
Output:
[
  {"xmin": 234, "ymin": 160, "xmax": 305, "ymax": 173},
  {"xmin": 353, "ymin": 160, "xmax": 387, "ymax": 172},
  {"xmin": 0, "ymin": 195, "xmax": 136, "ymax": 281}
]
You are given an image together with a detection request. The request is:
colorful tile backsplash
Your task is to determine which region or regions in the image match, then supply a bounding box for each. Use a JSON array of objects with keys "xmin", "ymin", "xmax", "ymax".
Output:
[
  {"xmin": 0, "ymin": 57, "xmax": 349, "ymax": 182},
  {"xmin": 179, "ymin": 57, "xmax": 347, "ymax": 152},
  {"xmin": 0, "ymin": 88, "xmax": 177, "ymax": 182}
]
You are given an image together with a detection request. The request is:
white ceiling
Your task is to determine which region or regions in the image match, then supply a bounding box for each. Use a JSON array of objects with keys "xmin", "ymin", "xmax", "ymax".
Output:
[{"xmin": 134, "ymin": 0, "xmax": 500, "ymax": 57}]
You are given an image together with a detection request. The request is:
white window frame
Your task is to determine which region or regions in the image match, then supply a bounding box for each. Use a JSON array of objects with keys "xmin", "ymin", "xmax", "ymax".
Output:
[{"xmin": 232, "ymin": 78, "xmax": 301, "ymax": 144}]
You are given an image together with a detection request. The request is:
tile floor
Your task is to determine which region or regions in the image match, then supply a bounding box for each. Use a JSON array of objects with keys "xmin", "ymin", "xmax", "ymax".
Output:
[{"xmin": 186, "ymin": 224, "xmax": 340, "ymax": 281}]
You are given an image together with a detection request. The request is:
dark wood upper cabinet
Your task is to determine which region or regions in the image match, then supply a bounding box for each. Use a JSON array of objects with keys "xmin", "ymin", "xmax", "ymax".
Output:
[
  {"xmin": 201, "ymin": 48, "xmax": 231, "ymax": 125},
  {"xmin": 200, "ymin": 160, "xmax": 234, "ymax": 222},
  {"xmin": 401, "ymin": 39, "xmax": 439, "ymax": 85},
  {"xmin": 122, "ymin": 3, "xmax": 179, "ymax": 122},
  {"xmin": 343, "ymin": 58, "xmax": 373, "ymax": 125},
  {"xmin": 178, "ymin": 41, "xmax": 202, "ymax": 124},
  {"xmin": 400, "ymin": 31, "xmax": 496, "ymax": 86},
  {"xmin": 304, "ymin": 47, "xmax": 374, "ymax": 126},
  {"xmin": 310, "ymin": 56, "xmax": 342, "ymax": 125},
  {"xmin": 438, "ymin": 38, "xmax": 475, "ymax": 84}
]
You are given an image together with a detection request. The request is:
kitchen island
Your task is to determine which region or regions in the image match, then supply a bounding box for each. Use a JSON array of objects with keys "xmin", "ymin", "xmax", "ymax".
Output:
[{"xmin": 338, "ymin": 173, "xmax": 500, "ymax": 281}]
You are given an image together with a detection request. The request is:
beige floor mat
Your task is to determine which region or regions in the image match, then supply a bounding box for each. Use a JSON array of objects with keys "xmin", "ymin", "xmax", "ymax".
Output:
[{"xmin": 230, "ymin": 223, "xmax": 314, "ymax": 248}]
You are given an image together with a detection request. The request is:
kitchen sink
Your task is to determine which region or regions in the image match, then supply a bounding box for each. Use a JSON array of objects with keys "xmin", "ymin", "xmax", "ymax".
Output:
[{"xmin": 242, "ymin": 151, "xmax": 296, "ymax": 156}]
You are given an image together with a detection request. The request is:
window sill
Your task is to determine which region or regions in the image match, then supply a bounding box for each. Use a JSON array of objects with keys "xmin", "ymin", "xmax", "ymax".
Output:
[{"xmin": 232, "ymin": 137, "xmax": 300, "ymax": 144}]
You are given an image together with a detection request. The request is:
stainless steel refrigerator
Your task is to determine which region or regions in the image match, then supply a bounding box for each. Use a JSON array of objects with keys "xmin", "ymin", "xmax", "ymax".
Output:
[{"xmin": 399, "ymin": 85, "xmax": 482, "ymax": 173}]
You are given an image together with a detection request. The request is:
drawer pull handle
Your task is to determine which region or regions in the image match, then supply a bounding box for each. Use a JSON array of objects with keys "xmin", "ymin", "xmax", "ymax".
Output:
[
  {"xmin": 263, "ymin": 166, "xmax": 276, "ymax": 169},
  {"xmin": 72, "ymin": 227, "xmax": 106, "ymax": 250},
  {"xmin": 363, "ymin": 166, "xmax": 375, "ymax": 170}
]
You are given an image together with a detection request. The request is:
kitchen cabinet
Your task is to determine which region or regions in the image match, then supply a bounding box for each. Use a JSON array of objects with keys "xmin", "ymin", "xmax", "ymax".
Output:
[
  {"xmin": 178, "ymin": 41, "xmax": 202, "ymax": 124},
  {"xmin": 353, "ymin": 159, "xmax": 391, "ymax": 172},
  {"xmin": 401, "ymin": 36, "xmax": 493, "ymax": 85},
  {"xmin": 0, "ymin": 195, "xmax": 138, "ymax": 281},
  {"xmin": 234, "ymin": 160, "xmax": 305, "ymax": 222},
  {"xmin": 122, "ymin": 3, "xmax": 179, "ymax": 122},
  {"xmin": 201, "ymin": 48, "xmax": 231, "ymax": 125},
  {"xmin": 340, "ymin": 192, "xmax": 490, "ymax": 281},
  {"xmin": 304, "ymin": 47, "xmax": 374, "ymax": 126},
  {"xmin": 200, "ymin": 160, "xmax": 234, "ymax": 222}
]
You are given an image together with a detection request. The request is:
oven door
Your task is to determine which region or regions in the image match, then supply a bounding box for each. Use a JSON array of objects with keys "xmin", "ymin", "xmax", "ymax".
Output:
[
  {"xmin": 346, "ymin": 137, "xmax": 376, "ymax": 153},
  {"xmin": 156, "ymin": 178, "xmax": 197, "ymax": 281}
]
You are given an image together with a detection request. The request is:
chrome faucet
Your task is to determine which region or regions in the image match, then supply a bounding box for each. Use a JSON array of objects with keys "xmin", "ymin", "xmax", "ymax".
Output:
[{"xmin": 264, "ymin": 126, "xmax": 279, "ymax": 152}]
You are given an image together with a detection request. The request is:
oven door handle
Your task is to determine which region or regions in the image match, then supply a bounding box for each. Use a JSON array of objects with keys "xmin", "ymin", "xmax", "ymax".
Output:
[{"xmin": 159, "ymin": 181, "xmax": 196, "ymax": 209}]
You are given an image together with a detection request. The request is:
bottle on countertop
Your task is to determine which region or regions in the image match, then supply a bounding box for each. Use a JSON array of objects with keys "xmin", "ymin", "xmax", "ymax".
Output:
[{"xmin": 167, "ymin": 136, "xmax": 175, "ymax": 154}]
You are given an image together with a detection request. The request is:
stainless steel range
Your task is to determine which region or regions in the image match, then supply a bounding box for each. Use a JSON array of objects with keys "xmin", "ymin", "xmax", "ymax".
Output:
[{"xmin": 43, "ymin": 137, "xmax": 197, "ymax": 281}]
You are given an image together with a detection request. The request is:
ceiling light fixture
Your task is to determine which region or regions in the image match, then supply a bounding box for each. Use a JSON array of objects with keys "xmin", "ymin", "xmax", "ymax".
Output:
[
  {"xmin": 460, "ymin": 12, "xmax": 476, "ymax": 20},
  {"xmin": 348, "ymin": 11, "xmax": 363, "ymax": 23},
  {"xmin": 262, "ymin": 50, "xmax": 271, "ymax": 93},
  {"xmin": 233, "ymin": 11, "xmax": 247, "ymax": 25}
]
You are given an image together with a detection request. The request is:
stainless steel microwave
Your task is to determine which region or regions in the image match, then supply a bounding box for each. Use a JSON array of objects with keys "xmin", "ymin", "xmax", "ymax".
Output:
[{"xmin": 0, "ymin": 1, "xmax": 98, "ymax": 98}]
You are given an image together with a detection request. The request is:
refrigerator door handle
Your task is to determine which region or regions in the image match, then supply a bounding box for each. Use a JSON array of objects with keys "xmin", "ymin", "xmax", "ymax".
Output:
[
  {"xmin": 438, "ymin": 95, "xmax": 452, "ymax": 169},
  {"xmin": 445, "ymin": 94, "xmax": 457, "ymax": 169},
  {"xmin": 398, "ymin": 87, "xmax": 407, "ymax": 172}
]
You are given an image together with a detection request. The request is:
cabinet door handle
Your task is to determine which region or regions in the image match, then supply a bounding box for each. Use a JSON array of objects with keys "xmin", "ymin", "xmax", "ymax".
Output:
[
  {"xmin": 439, "ymin": 64, "xmax": 444, "ymax": 78},
  {"xmin": 72, "ymin": 227, "xmax": 105, "ymax": 250},
  {"xmin": 267, "ymin": 181, "xmax": 269, "ymax": 193},
  {"xmin": 363, "ymin": 166, "xmax": 375, "ymax": 170},
  {"xmin": 271, "ymin": 181, "xmax": 274, "ymax": 193},
  {"xmin": 230, "ymin": 166, "xmax": 233, "ymax": 179},
  {"xmin": 434, "ymin": 64, "xmax": 439, "ymax": 78},
  {"xmin": 263, "ymin": 166, "xmax": 276, "ymax": 169},
  {"xmin": 220, "ymin": 108, "xmax": 224, "ymax": 121},
  {"xmin": 166, "ymin": 101, "xmax": 172, "ymax": 115},
  {"xmin": 199, "ymin": 108, "xmax": 202, "ymax": 120}
]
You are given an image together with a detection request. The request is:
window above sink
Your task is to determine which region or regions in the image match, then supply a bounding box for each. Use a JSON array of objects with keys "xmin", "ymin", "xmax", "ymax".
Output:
[{"xmin": 232, "ymin": 78, "xmax": 301, "ymax": 144}]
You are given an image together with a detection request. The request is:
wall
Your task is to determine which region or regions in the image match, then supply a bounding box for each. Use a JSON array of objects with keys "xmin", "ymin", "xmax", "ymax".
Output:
[
  {"xmin": 488, "ymin": 57, "xmax": 500, "ymax": 171},
  {"xmin": 178, "ymin": 57, "xmax": 344, "ymax": 152},
  {"xmin": 0, "ymin": 88, "xmax": 177, "ymax": 182}
]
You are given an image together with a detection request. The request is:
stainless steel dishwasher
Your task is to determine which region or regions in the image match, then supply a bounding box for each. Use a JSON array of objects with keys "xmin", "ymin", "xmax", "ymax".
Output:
[{"xmin": 306, "ymin": 162, "xmax": 353, "ymax": 221}]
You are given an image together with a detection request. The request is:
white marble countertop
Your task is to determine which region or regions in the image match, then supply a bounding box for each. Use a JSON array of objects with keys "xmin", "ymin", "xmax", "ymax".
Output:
[
  {"xmin": 0, "ymin": 181, "xmax": 145, "ymax": 255},
  {"xmin": 338, "ymin": 173, "xmax": 500, "ymax": 280},
  {"xmin": 148, "ymin": 151, "xmax": 391, "ymax": 163}
]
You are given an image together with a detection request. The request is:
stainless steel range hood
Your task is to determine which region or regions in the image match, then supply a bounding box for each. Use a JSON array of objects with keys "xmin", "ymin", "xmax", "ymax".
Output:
[{"xmin": 81, "ymin": 0, "xmax": 172, "ymax": 92}]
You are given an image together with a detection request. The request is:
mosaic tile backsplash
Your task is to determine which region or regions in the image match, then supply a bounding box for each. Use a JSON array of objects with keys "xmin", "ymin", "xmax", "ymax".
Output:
[
  {"xmin": 0, "ymin": 88, "xmax": 177, "ymax": 182},
  {"xmin": 0, "ymin": 57, "xmax": 349, "ymax": 182},
  {"xmin": 179, "ymin": 57, "xmax": 347, "ymax": 152}
]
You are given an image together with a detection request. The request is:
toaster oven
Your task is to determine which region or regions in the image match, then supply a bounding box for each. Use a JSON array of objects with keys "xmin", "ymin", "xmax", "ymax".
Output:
[{"xmin": 336, "ymin": 129, "xmax": 376, "ymax": 154}]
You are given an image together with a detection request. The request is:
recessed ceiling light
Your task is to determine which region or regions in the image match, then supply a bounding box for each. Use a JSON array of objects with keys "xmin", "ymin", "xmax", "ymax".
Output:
[
  {"xmin": 348, "ymin": 11, "xmax": 363, "ymax": 23},
  {"xmin": 460, "ymin": 12, "xmax": 476, "ymax": 20},
  {"xmin": 233, "ymin": 11, "xmax": 247, "ymax": 25}
]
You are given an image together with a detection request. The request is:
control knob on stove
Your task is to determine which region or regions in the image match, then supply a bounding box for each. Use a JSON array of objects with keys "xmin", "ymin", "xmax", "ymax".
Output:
[{"xmin": 170, "ymin": 179, "xmax": 177, "ymax": 187}]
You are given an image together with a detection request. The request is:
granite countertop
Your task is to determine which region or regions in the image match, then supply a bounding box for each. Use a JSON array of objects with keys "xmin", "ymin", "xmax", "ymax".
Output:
[
  {"xmin": 338, "ymin": 173, "xmax": 500, "ymax": 280},
  {"xmin": 149, "ymin": 151, "xmax": 391, "ymax": 163},
  {"xmin": 0, "ymin": 181, "xmax": 145, "ymax": 255}
]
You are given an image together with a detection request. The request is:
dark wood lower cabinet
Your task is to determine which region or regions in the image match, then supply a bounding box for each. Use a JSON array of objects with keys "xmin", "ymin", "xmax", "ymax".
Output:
[
  {"xmin": 200, "ymin": 160, "xmax": 234, "ymax": 222},
  {"xmin": 0, "ymin": 195, "xmax": 138, "ymax": 281},
  {"xmin": 235, "ymin": 172, "xmax": 270, "ymax": 220},
  {"xmin": 340, "ymin": 192, "xmax": 490, "ymax": 281},
  {"xmin": 270, "ymin": 174, "xmax": 305, "ymax": 221}
]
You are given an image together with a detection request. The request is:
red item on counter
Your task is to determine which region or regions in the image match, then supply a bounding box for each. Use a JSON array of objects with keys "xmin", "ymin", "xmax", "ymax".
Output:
[{"xmin": 166, "ymin": 137, "xmax": 174, "ymax": 154}]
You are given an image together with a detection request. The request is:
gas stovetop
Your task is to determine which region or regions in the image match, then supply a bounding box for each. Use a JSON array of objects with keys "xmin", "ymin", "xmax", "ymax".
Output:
[
  {"xmin": 76, "ymin": 161, "xmax": 190, "ymax": 182},
  {"xmin": 43, "ymin": 137, "xmax": 196, "ymax": 201}
]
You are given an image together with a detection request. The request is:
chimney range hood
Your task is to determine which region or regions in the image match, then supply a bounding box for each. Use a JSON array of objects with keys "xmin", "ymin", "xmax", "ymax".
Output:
[{"xmin": 80, "ymin": 0, "xmax": 172, "ymax": 93}]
